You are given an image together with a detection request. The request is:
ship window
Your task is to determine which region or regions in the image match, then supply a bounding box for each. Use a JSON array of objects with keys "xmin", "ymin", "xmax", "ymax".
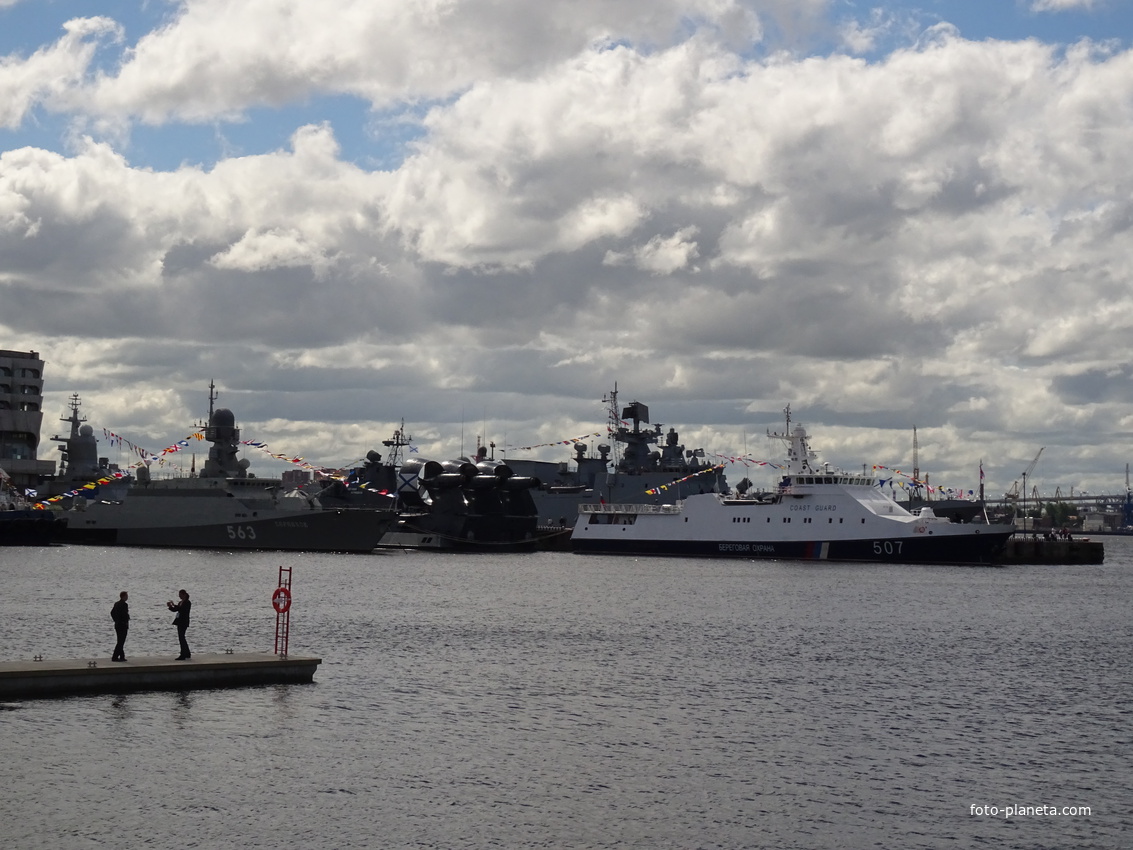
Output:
[
  {"xmin": 840, "ymin": 518, "xmax": 844, "ymax": 523},
  {"xmin": 828, "ymin": 518, "xmax": 832, "ymax": 523}
]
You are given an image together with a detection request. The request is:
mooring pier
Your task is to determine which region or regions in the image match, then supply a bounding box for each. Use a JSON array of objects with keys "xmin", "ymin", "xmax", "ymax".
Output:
[
  {"xmin": 0, "ymin": 652, "xmax": 321, "ymax": 700},
  {"xmin": 997, "ymin": 536, "xmax": 1104, "ymax": 565}
]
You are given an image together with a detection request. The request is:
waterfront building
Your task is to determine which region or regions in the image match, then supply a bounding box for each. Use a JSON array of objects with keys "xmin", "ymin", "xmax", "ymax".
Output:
[
  {"xmin": 281, "ymin": 469, "xmax": 311, "ymax": 488},
  {"xmin": 0, "ymin": 349, "xmax": 56, "ymax": 493}
]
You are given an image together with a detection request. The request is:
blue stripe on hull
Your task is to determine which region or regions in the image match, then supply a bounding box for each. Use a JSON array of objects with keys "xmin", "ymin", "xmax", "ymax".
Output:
[{"xmin": 572, "ymin": 532, "xmax": 1013, "ymax": 565}]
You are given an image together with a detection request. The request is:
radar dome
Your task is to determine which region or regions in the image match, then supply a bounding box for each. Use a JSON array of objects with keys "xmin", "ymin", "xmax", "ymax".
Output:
[
  {"xmin": 79, "ymin": 425, "xmax": 94, "ymax": 437},
  {"xmin": 210, "ymin": 408, "xmax": 236, "ymax": 427}
]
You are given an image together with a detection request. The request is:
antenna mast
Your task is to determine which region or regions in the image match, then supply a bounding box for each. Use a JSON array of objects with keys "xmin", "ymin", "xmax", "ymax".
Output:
[
  {"xmin": 912, "ymin": 426, "xmax": 919, "ymax": 487},
  {"xmin": 602, "ymin": 383, "xmax": 621, "ymax": 472}
]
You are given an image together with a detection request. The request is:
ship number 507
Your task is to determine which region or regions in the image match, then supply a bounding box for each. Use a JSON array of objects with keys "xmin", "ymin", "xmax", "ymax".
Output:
[
  {"xmin": 873, "ymin": 540, "xmax": 902, "ymax": 555},
  {"xmin": 227, "ymin": 525, "xmax": 256, "ymax": 540}
]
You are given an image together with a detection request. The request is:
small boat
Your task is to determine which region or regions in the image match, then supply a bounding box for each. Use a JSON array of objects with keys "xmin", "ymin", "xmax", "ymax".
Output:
[
  {"xmin": 570, "ymin": 407, "xmax": 1014, "ymax": 565},
  {"xmin": 0, "ymin": 508, "xmax": 68, "ymax": 546}
]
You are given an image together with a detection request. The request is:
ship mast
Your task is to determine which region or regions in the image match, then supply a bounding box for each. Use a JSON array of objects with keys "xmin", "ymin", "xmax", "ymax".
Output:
[
  {"xmin": 53, "ymin": 393, "xmax": 86, "ymax": 477},
  {"xmin": 381, "ymin": 419, "xmax": 412, "ymax": 469},
  {"xmin": 602, "ymin": 384, "xmax": 621, "ymax": 474},
  {"xmin": 912, "ymin": 425, "xmax": 919, "ymax": 490}
]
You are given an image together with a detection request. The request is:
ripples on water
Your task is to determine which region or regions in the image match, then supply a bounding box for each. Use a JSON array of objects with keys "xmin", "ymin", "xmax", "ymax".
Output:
[{"xmin": 1, "ymin": 541, "xmax": 1131, "ymax": 849}]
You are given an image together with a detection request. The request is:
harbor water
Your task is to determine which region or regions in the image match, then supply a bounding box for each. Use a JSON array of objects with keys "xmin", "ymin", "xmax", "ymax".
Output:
[{"xmin": 1, "ymin": 540, "xmax": 1131, "ymax": 849}]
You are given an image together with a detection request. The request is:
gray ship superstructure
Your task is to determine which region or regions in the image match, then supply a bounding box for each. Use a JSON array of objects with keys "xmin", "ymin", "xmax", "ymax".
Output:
[
  {"xmin": 42, "ymin": 393, "xmax": 132, "ymax": 503},
  {"xmin": 504, "ymin": 388, "xmax": 729, "ymax": 527},
  {"xmin": 59, "ymin": 384, "xmax": 395, "ymax": 552}
]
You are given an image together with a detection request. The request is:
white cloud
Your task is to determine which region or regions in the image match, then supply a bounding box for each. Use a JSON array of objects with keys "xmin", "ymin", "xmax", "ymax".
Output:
[
  {"xmin": 605, "ymin": 226, "xmax": 702, "ymax": 275},
  {"xmin": 62, "ymin": 0, "xmax": 767, "ymax": 124},
  {"xmin": 5, "ymin": 4, "xmax": 1133, "ymax": 495},
  {"xmin": 1030, "ymin": 0, "xmax": 1098, "ymax": 11},
  {"xmin": 0, "ymin": 17, "xmax": 120, "ymax": 128}
]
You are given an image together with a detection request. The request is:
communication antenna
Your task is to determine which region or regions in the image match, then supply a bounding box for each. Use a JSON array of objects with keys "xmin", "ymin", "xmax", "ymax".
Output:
[{"xmin": 602, "ymin": 383, "xmax": 621, "ymax": 472}]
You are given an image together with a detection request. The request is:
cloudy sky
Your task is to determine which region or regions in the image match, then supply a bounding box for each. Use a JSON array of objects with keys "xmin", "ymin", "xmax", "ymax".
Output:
[{"xmin": 3, "ymin": 0, "xmax": 1133, "ymax": 500}]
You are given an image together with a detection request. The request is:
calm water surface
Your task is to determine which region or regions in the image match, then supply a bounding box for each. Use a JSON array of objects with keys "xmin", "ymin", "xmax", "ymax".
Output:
[{"xmin": 1, "ymin": 540, "xmax": 1130, "ymax": 849}]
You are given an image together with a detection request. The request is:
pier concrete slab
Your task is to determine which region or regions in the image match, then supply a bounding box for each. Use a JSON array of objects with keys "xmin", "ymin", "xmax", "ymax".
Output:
[{"xmin": 0, "ymin": 652, "xmax": 321, "ymax": 700}]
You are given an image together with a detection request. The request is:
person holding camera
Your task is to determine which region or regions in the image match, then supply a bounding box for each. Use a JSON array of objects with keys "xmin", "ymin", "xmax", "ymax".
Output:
[{"xmin": 167, "ymin": 589, "xmax": 192, "ymax": 660}]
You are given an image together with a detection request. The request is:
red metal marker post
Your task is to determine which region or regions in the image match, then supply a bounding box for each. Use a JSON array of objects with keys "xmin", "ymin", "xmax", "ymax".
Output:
[{"xmin": 273, "ymin": 566, "xmax": 293, "ymax": 657}]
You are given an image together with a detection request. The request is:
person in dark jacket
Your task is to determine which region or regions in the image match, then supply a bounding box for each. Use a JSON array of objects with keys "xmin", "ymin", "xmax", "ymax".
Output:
[
  {"xmin": 167, "ymin": 589, "xmax": 192, "ymax": 660},
  {"xmin": 111, "ymin": 591, "xmax": 129, "ymax": 662}
]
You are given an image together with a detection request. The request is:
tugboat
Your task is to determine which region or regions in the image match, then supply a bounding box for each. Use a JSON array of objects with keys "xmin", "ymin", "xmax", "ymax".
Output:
[
  {"xmin": 504, "ymin": 386, "xmax": 730, "ymax": 528},
  {"xmin": 571, "ymin": 406, "xmax": 1014, "ymax": 565},
  {"xmin": 55, "ymin": 384, "xmax": 396, "ymax": 552}
]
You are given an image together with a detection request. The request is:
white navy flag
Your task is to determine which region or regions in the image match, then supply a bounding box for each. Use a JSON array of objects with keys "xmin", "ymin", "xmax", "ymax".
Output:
[{"xmin": 24, "ymin": 488, "xmax": 37, "ymax": 498}]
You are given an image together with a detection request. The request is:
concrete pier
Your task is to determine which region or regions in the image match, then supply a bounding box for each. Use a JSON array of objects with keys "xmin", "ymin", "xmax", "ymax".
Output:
[
  {"xmin": 0, "ymin": 652, "xmax": 321, "ymax": 700},
  {"xmin": 997, "ymin": 536, "xmax": 1104, "ymax": 565}
]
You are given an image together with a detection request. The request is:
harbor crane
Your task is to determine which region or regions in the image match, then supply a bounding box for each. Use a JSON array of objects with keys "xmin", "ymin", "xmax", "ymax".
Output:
[
  {"xmin": 1125, "ymin": 464, "xmax": 1133, "ymax": 528},
  {"xmin": 1013, "ymin": 448, "xmax": 1044, "ymax": 533}
]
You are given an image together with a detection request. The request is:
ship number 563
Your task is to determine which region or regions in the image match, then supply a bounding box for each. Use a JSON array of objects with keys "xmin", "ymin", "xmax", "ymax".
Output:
[
  {"xmin": 227, "ymin": 525, "xmax": 257, "ymax": 540},
  {"xmin": 872, "ymin": 540, "xmax": 902, "ymax": 555}
]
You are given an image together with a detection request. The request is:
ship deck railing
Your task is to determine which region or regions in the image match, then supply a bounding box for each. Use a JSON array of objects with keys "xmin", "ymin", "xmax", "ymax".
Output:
[{"xmin": 578, "ymin": 503, "xmax": 682, "ymax": 515}]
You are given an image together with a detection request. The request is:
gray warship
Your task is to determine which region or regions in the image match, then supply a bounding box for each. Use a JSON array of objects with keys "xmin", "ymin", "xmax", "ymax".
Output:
[
  {"xmin": 338, "ymin": 424, "xmax": 561, "ymax": 551},
  {"xmin": 504, "ymin": 387, "xmax": 730, "ymax": 528},
  {"xmin": 56, "ymin": 386, "xmax": 395, "ymax": 552}
]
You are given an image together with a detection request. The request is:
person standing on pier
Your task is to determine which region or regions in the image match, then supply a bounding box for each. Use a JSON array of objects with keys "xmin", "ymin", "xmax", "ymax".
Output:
[
  {"xmin": 167, "ymin": 589, "xmax": 192, "ymax": 660},
  {"xmin": 111, "ymin": 591, "xmax": 129, "ymax": 662}
]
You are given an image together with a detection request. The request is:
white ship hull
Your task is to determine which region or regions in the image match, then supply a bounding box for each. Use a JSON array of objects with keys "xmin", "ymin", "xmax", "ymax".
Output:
[{"xmin": 572, "ymin": 491, "xmax": 1011, "ymax": 564}]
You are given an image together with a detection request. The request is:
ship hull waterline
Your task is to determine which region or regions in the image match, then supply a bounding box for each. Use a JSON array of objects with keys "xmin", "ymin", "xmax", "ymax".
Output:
[
  {"xmin": 62, "ymin": 508, "xmax": 394, "ymax": 553},
  {"xmin": 572, "ymin": 530, "xmax": 1013, "ymax": 565}
]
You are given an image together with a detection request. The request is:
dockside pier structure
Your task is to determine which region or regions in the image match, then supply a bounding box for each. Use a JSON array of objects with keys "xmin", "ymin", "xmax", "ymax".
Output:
[{"xmin": 0, "ymin": 653, "xmax": 321, "ymax": 700}]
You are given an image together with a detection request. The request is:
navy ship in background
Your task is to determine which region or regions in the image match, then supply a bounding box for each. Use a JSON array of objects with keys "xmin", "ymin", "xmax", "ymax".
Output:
[
  {"xmin": 55, "ymin": 385, "xmax": 395, "ymax": 552},
  {"xmin": 46, "ymin": 393, "xmax": 132, "ymax": 502},
  {"xmin": 571, "ymin": 407, "xmax": 1013, "ymax": 565},
  {"xmin": 504, "ymin": 387, "xmax": 730, "ymax": 528},
  {"xmin": 895, "ymin": 426, "xmax": 990, "ymax": 523},
  {"xmin": 341, "ymin": 424, "xmax": 559, "ymax": 551}
]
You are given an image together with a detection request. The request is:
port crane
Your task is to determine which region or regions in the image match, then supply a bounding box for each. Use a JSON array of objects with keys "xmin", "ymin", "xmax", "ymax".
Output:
[
  {"xmin": 1004, "ymin": 448, "xmax": 1044, "ymax": 531},
  {"xmin": 1125, "ymin": 464, "xmax": 1133, "ymax": 528}
]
